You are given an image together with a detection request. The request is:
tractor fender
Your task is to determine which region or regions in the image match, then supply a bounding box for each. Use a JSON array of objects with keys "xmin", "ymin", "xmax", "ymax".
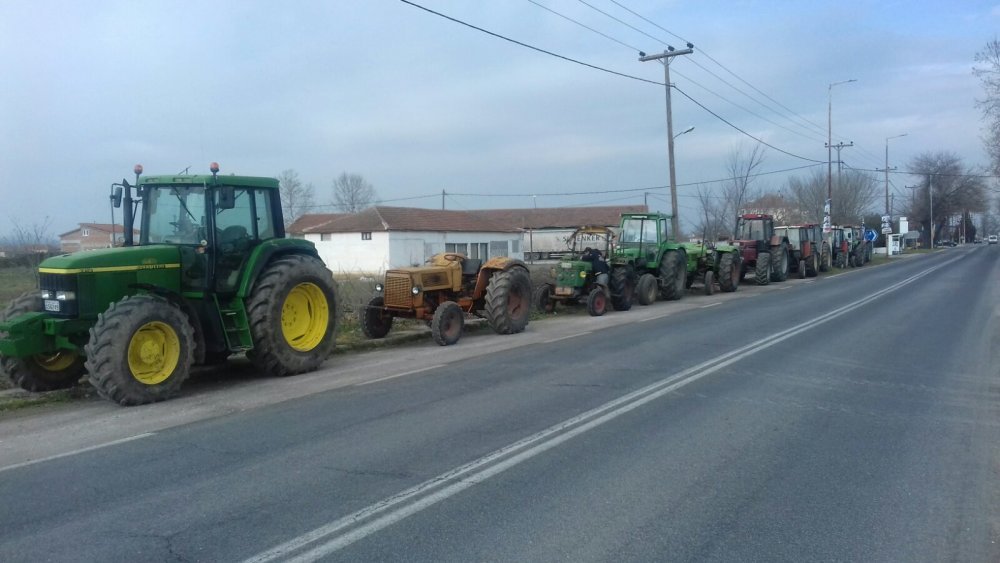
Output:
[
  {"xmin": 473, "ymin": 257, "xmax": 530, "ymax": 298},
  {"xmin": 237, "ymin": 239, "xmax": 321, "ymax": 299}
]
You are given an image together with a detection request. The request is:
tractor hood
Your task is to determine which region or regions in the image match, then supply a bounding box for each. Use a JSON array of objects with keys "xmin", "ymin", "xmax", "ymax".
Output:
[{"xmin": 39, "ymin": 245, "xmax": 182, "ymax": 274}]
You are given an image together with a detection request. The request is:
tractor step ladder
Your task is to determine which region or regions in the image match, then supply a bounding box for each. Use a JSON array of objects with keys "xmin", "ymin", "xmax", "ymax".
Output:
[{"xmin": 214, "ymin": 296, "xmax": 253, "ymax": 350}]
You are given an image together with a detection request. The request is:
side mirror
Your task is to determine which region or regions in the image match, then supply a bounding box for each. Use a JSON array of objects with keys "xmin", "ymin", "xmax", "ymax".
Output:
[
  {"xmin": 218, "ymin": 186, "xmax": 235, "ymax": 210},
  {"xmin": 111, "ymin": 186, "xmax": 123, "ymax": 208}
]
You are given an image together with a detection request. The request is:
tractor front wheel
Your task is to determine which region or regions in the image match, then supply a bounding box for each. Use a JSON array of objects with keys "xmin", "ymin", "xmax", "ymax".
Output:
[
  {"xmin": 84, "ymin": 295, "xmax": 194, "ymax": 405},
  {"xmin": 703, "ymin": 270, "xmax": 715, "ymax": 295},
  {"xmin": 798, "ymin": 259, "xmax": 806, "ymax": 279},
  {"xmin": 636, "ymin": 273, "xmax": 657, "ymax": 305},
  {"xmin": 805, "ymin": 253, "xmax": 818, "ymax": 277},
  {"xmin": 0, "ymin": 293, "xmax": 85, "ymax": 392},
  {"xmin": 658, "ymin": 250, "xmax": 686, "ymax": 301},
  {"xmin": 361, "ymin": 296, "xmax": 393, "ymax": 339},
  {"xmin": 485, "ymin": 268, "xmax": 531, "ymax": 335},
  {"xmin": 246, "ymin": 255, "xmax": 338, "ymax": 377},
  {"xmin": 820, "ymin": 242, "xmax": 831, "ymax": 272},
  {"xmin": 718, "ymin": 252, "xmax": 740, "ymax": 293},
  {"xmin": 532, "ymin": 284, "xmax": 555, "ymax": 314},
  {"xmin": 755, "ymin": 252, "xmax": 771, "ymax": 285},
  {"xmin": 431, "ymin": 301, "xmax": 464, "ymax": 346},
  {"xmin": 586, "ymin": 287, "xmax": 607, "ymax": 317},
  {"xmin": 609, "ymin": 268, "xmax": 634, "ymax": 311}
]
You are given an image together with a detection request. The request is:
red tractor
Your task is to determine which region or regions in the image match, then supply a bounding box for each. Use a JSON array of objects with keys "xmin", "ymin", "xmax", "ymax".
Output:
[
  {"xmin": 775, "ymin": 225, "xmax": 821, "ymax": 278},
  {"xmin": 733, "ymin": 213, "xmax": 791, "ymax": 285}
]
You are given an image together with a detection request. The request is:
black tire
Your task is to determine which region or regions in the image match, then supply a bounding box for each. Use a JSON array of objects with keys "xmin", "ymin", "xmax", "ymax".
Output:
[
  {"xmin": 805, "ymin": 253, "xmax": 818, "ymax": 277},
  {"xmin": 755, "ymin": 252, "xmax": 771, "ymax": 285},
  {"xmin": 836, "ymin": 251, "xmax": 847, "ymax": 269},
  {"xmin": 485, "ymin": 268, "xmax": 531, "ymax": 335},
  {"xmin": 703, "ymin": 271, "xmax": 715, "ymax": 295},
  {"xmin": 431, "ymin": 301, "xmax": 464, "ymax": 346},
  {"xmin": 609, "ymin": 268, "xmax": 634, "ymax": 311},
  {"xmin": 798, "ymin": 259, "xmax": 806, "ymax": 279},
  {"xmin": 84, "ymin": 295, "xmax": 194, "ymax": 405},
  {"xmin": 246, "ymin": 254, "xmax": 338, "ymax": 377},
  {"xmin": 361, "ymin": 295, "xmax": 393, "ymax": 339},
  {"xmin": 658, "ymin": 250, "xmax": 686, "ymax": 301},
  {"xmin": 770, "ymin": 244, "xmax": 789, "ymax": 282},
  {"xmin": 532, "ymin": 284, "xmax": 555, "ymax": 314},
  {"xmin": 586, "ymin": 288, "xmax": 607, "ymax": 317},
  {"xmin": 820, "ymin": 242, "xmax": 831, "ymax": 272},
  {"xmin": 636, "ymin": 273, "xmax": 657, "ymax": 305},
  {"xmin": 0, "ymin": 293, "xmax": 85, "ymax": 392},
  {"xmin": 718, "ymin": 252, "xmax": 740, "ymax": 293}
]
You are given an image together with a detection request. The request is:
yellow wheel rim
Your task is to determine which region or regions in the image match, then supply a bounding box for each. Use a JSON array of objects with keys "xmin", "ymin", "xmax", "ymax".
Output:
[
  {"xmin": 33, "ymin": 350, "xmax": 77, "ymax": 372},
  {"xmin": 281, "ymin": 282, "xmax": 330, "ymax": 352},
  {"xmin": 127, "ymin": 321, "xmax": 181, "ymax": 385}
]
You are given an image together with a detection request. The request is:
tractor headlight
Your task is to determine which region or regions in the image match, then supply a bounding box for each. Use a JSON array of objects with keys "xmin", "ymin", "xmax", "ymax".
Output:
[
  {"xmin": 56, "ymin": 291, "xmax": 76, "ymax": 301},
  {"xmin": 579, "ymin": 271, "xmax": 587, "ymax": 278},
  {"xmin": 41, "ymin": 290, "xmax": 54, "ymax": 299},
  {"xmin": 411, "ymin": 286, "xmax": 421, "ymax": 295},
  {"xmin": 375, "ymin": 283, "xmax": 384, "ymax": 293}
]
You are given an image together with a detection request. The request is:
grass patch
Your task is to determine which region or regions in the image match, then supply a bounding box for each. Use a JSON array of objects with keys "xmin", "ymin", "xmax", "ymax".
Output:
[{"xmin": 0, "ymin": 266, "xmax": 36, "ymax": 305}]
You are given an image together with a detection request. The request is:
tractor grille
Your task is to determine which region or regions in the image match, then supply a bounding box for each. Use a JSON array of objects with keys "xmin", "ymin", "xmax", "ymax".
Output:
[
  {"xmin": 384, "ymin": 274, "xmax": 414, "ymax": 309},
  {"xmin": 39, "ymin": 272, "xmax": 78, "ymax": 293}
]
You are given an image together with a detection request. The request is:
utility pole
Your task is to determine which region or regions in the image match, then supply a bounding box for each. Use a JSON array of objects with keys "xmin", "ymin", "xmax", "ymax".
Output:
[
  {"xmin": 640, "ymin": 44, "xmax": 693, "ymax": 239},
  {"xmin": 829, "ymin": 141, "xmax": 853, "ymax": 217},
  {"xmin": 929, "ymin": 175, "xmax": 935, "ymax": 250},
  {"xmin": 827, "ymin": 79, "xmax": 857, "ymax": 233},
  {"xmin": 441, "ymin": 189, "xmax": 445, "ymax": 210}
]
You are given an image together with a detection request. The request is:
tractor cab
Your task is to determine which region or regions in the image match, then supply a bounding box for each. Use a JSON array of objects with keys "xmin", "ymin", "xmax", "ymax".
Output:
[{"xmin": 615, "ymin": 214, "xmax": 669, "ymax": 268}]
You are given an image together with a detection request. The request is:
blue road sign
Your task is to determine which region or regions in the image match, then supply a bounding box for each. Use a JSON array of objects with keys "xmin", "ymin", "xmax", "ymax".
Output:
[{"xmin": 865, "ymin": 229, "xmax": 878, "ymax": 241}]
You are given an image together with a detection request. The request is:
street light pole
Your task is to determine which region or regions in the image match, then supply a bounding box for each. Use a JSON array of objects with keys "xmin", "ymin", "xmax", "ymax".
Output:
[
  {"xmin": 883, "ymin": 133, "xmax": 907, "ymax": 255},
  {"xmin": 641, "ymin": 45, "xmax": 693, "ymax": 240},
  {"xmin": 826, "ymin": 79, "xmax": 856, "ymax": 231}
]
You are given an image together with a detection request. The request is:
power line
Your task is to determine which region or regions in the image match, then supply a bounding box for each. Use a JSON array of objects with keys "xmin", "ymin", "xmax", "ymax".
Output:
[
  {"xmin": 399, "ymin": 0, "xmax": 662, "ymax": 86},
  {"xmin": 524, "ymin": 0, "xmax": 640, "ymax": 52}
]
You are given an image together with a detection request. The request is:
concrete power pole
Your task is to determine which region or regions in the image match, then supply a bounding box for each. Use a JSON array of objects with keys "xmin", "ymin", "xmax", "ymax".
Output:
[{"xmin": 640, "ymin": 45, "xmax": 693, "ymax": 239}]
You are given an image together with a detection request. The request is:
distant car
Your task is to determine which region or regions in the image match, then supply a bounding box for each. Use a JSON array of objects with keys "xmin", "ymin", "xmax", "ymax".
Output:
[
  {"xmin": 940, "ymin": 240, "xmax": 958, "ymax": 247},
  {"xmin": 989, "ymin": 235, "xmax": 998, "ymax": 245}
]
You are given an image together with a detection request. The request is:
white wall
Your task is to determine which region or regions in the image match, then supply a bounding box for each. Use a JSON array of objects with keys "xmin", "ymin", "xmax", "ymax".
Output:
[{"xmin": 305, "ymin": 230, "xmax": 523, "ymax": 274}]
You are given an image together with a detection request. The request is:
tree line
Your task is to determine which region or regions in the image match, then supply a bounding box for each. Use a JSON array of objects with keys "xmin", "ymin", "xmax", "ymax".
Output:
[{"xmin": 278, "ymin": 170, "xmax": 380, "ymax": 227}]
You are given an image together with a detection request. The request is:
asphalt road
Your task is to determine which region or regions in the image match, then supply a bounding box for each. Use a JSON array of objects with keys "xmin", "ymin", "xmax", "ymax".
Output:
[{"xmin": 1, "ymin": 246, "xmax": 998, "ymax": 562}]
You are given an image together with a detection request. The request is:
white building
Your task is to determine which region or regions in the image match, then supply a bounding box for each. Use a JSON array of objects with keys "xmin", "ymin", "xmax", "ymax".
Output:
[{"xmin": 288, "ymin": 207, "xmax": 523, "ymax": 274}]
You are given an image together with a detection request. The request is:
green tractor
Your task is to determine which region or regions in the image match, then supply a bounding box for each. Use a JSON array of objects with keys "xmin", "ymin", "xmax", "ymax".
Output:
[
  {"xmin": 532, "ymin": 226, "xmax": 634, "ymax": 316},
  {"xmin": 0, "ymin": 163, "xmax": 338, "ymax": 405},
  {"xmin": 610, "ymin": 213, "xmax": 739, "ymax": 305}
]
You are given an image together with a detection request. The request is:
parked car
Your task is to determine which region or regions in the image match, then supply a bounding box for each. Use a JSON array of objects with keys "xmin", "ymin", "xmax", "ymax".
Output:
[{"xmin": 988, "ymin": 235, "xmax": 998, "ymax": 245}]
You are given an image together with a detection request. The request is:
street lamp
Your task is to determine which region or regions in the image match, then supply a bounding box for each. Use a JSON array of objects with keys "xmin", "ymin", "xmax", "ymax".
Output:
[
  {"xmin": 826, "ymin": 79, "xmax": 856, "ymax": 231},
  {"xmin": 674, "ymin": 126, "xmax": 695, "ymax": 139},
  {"xmin": 883, "ymin": 133, "xmax": 907, "ymax": 255},
  {"xmin": 640, "ymin": 44, "xmax": 694, "ymax": 239}
]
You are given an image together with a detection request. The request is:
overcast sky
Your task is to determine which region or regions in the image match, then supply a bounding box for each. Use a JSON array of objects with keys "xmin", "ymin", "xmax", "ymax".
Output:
[{"xmin": 0, "ymin": 0, "xmax": 994, "ymax": 237}]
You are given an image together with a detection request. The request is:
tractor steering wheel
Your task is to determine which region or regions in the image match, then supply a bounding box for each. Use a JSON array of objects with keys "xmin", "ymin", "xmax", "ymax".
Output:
[{"xmin": 442, "ymin": 253, "xmax": 464, "ymax": 262}]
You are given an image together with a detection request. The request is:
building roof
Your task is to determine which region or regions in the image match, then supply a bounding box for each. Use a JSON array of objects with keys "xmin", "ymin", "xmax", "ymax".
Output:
[
  {"xmin": 292, "ymin": 205, "xmax": 646, "ymax": 235},
  {"xmin": 58, "ymin": 223, "xmax": 138, "ymax": 238},
  {"xmin": 469, "ymin": 205, "xmax": 647, "ymax": 230}
]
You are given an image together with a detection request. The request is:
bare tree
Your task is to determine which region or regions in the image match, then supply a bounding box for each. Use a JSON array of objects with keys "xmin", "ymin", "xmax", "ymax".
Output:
[
  {"xmin": 907, "ymin": 152, "xmax": 988, "ymax": 246},
  {"xmin": 723, "ymin": 142, "xmax": 766, "ymax": 236},
  {"xmin": 692, "ymin": 184, "xmax": 728, "ymax": 241},
  {"xmin": 331, "ymin": 172, "xmax": 378, "ymax": 213},
  {"xmin": 4, "ymin": 216, "xmax": 54, "ymax": 283},
  {"xmin": 786, "ymin": 168, "xmax": 879, "ymax": 225},
  {"xmin": 277, "ymin": 169, "xmax": 315, "ymax": 227},
  {"xmin": 974, "ymin": 39, "xmax": 1000, "ymax": 176}
]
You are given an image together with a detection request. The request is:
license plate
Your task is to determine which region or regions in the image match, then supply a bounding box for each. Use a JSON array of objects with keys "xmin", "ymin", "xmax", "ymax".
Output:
[
  {"xmin": 555, "ymin": 287, "xmax": 573, "ymax": 296},
  {"xmin": 44, "ymin": 300, "xmax": 60, "ymax": 312}
]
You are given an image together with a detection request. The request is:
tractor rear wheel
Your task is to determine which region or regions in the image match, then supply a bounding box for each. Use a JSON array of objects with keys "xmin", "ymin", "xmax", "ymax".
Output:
[
  {"xmin": 718, "ymin": 252, "xmax": 740, "ymax": 293},
  {"xmin": 532, "ymin": 284, "xmax": 555, "ymax": 314},
  {"xmin": 586, "ymin": 287, "xmax": 607, "ymax": 317},
  {"xmin": 703, "ymin": 270, "xmax": 715, "ymax": 295},
  {"xmin": 770, "ymin": 244, "xmax": 789, "ymax": 282},
  {"xmin": 485, "ymin": 268, "xmax": 531, "ymax": 335},
  {"xmin": 246, "ymin": 255, "xmax": 338, "ymax": 377},
  {"xmin": 0, "ymin": 293, "xmax": 85, "ymax": 392},
  {"xmin": 609, "ymin": 267, "xmax": 634, "ymax": 311},
  {"xmin": 658, "ymin": 250, "xmax": 686, "ymax": 301},
  {"xmin": 636, "ymin": 273, "xmax": 657, "ymax": 305},
  {"xmin": 85, "ymin": 295, "xmax": 194, "ymax": 405},
  {"xmin": 431, "ymin": 301, "xmax": 464, "ymax": 345},
  {"xmin": 820, "ymin": 242, "xmax": 831, "ymax": 272},
  {"xmin": 361, "ymin": 296, "xmax": 393, "ymax": 339},
  {"xmin": 755, "ymin": 252, "xmax": 771, "ymax": 285}
]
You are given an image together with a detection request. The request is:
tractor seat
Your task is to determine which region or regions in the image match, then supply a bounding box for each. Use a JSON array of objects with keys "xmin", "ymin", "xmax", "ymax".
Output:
[{"xmin": 461, "ymin": 258, "xmax": 482, "ymax": 275}]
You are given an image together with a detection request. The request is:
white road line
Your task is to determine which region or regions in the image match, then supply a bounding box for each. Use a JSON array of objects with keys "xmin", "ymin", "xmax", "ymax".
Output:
[
  {"xmin": 699, "ymin": 302, "xmax": 722, "ymax": 309},
  {"xmin": 777, "ymin": 285, "xmax": 791, "ymax": 290},
  {"xmin": 543, "ymin": 331, "xmax": 592, "ymax": 343},
  {"xmin": 826, "ymin": 272, "xmax": 846, "ymax": 278},
  {"xmin": 0, "ymin": 432, "xmax": 156, "ymax": 474},
  {"xmin": 354, "ymin": 365, "xmax": 446, "ymax": 387},
  {"xmin": 244, "ymin": 255, "xmax": 962, "ymax": 563},
  {"xmin": 637, "ymin": 313, "xmax": 671, "ymax": 322}
]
